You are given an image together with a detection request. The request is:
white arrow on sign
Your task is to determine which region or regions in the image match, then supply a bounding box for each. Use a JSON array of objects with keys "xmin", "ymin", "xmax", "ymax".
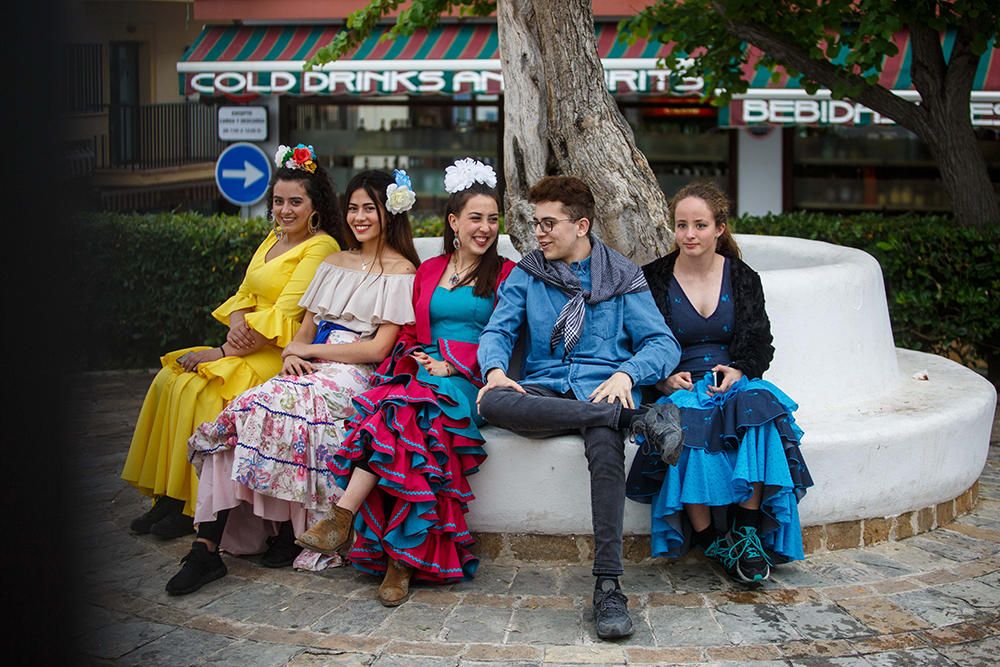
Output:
[{"xmin": 221, "ymin": 160, "xmax": 265, "ymax": 188}]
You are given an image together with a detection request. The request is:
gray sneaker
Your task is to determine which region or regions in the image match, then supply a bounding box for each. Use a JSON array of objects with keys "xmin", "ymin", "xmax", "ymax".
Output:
[{"xmin": 630, "ymin": 402, "xmax": 684, "ymax": 465}]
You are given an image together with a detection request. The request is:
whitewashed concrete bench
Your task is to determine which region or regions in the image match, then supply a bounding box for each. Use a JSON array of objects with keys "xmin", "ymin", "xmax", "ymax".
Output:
[{"xmin": 412, "ymin": 236, "xmax": 996, "ymax": 555}]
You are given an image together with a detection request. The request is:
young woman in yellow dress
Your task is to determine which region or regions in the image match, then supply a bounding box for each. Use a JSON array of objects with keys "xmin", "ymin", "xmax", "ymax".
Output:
[{"xmin": 121, "ymin": 145, "xmax": 341, "ymax": 538}]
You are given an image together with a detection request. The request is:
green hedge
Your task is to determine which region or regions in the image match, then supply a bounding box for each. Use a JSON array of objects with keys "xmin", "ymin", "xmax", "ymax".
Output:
[
  {"xmin": 735, "ymin": 212, "xmax": 998, "ymax": 379},
  {"xmin": 73, "ymin": 211, "xmax": 998, "ymax": 379}
]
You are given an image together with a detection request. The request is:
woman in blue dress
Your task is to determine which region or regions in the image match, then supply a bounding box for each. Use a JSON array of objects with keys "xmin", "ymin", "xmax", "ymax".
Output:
[
  {"xmin": 296, "ymin": 159, "xmax": 515, "ymax": 605},
  {"xmin": 626, "ymin": 180, "xmax": 813, "ymax": 587}
]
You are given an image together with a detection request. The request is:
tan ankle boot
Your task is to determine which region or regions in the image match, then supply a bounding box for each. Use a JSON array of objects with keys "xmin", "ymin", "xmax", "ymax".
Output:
[
  {"xmin": 294, "ymin": 505, "xmax": 354, "ymax": 555},
  {"xmin": 377, "ymin": 558, "xmax": 414, "ymax": 607}
]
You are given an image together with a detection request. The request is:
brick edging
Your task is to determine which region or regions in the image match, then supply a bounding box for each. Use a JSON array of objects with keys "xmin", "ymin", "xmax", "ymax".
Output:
[{"xmin": 469, "ymin": 481, "xmax": 980, "ymax": 563}]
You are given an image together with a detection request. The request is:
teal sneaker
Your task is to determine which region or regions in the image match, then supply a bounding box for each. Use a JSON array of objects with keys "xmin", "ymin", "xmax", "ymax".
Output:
[{"xmin": 726, "ymin": 525, "xmax": 772, "ymax": 586}]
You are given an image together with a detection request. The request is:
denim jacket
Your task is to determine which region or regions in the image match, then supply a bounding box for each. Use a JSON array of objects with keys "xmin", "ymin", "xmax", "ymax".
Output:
[{"xmin": 478, "ymin": 258, "xmax": 681, "ymax": 405}]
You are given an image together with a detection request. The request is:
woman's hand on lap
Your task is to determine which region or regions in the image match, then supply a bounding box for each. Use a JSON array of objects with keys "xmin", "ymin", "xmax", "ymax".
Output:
[
  {"xmin": 709, "ymin": 364, "xmax": 743, "ymax": 394},
  {"xmin": 227, "ymin": 320, "xmax": 256, "ymax": 349},
  {"xmin": 663, "ymin": 371, "xmax": 693, "ymax": 392},
  {"xmin": 411, "ymin": 351, "xmax": 454, "ymax": 377},
  {"xmin": 282, "ymin": 354, "xmax": 314, "ymax": 376},
  {"xmin": 177, "ymin": 348, "xmax": 223, "ymax": 372}
]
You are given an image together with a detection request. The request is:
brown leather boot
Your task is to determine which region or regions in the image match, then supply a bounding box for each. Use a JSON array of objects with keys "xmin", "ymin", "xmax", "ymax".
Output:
[
  {"xmin": 294, "ymin": 505, "xmax": 354, "ymax": 555},
  {"xmin": 377, "ymin": 558, "xmax": 414, "ymax": 607}
]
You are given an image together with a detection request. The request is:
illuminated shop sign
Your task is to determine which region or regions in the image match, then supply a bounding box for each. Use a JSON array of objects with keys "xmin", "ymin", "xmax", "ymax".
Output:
[
  {"xmin": 183, "ymin": 65, "xmax": 705, "ymax": 97},
  {"xmin": 725, "ymin": 98, "xmax": 1000, "ymax": 127}
]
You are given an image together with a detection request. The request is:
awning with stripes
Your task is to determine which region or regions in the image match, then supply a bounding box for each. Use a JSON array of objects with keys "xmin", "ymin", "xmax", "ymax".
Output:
[{"xmin": 178, "ymin": 22, "xmax": 999, "ymax": 111}]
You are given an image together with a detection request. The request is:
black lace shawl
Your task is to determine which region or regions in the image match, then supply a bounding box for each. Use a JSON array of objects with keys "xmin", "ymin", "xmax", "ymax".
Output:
[{"xmin": 642, "ymin": 250, "xmax": 775, "ymax": 380}]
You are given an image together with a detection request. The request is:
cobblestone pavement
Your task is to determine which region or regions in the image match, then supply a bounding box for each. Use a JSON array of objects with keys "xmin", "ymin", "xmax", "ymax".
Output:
[{"xmin": 74, "ymin": 370, "xmax": 1000, "ymax": 666}]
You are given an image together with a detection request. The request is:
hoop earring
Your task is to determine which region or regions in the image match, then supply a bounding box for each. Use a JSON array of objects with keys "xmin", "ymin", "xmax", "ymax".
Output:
[
  {"xmin": 452, "ymin": 237, "xmax": 461, "ymax": 250},
  {"xmin": 308, "ymin": 211, "xmax": 320, "ymax": 235}
]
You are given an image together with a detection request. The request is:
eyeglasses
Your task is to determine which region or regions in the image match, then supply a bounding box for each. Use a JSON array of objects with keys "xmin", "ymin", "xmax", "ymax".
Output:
[{"xmin": 529, "ymin": 217, "xmax": 579, "ymax": 233}]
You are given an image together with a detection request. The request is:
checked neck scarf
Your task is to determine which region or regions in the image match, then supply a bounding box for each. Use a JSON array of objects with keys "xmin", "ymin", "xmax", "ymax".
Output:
[{"xmin": 517, "ymin": 237, "xmax": 648, "ymax": 354}]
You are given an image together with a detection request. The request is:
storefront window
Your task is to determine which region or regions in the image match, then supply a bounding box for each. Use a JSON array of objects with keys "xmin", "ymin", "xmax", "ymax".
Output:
[
  {"xmin": 792, "ymin": 125, "xmax": 1000, "ymax": 212},
  {"xmin": 286, "ymin": 96, "xmax": 500, "ymax": 212}
]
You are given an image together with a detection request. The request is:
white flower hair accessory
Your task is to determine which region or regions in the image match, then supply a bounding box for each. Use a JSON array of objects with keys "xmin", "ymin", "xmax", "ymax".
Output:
[
  {"xmin": 443, "ymin": 158, "xmax": 497, "ymax": 194},
  {"xmin": 385, "ymin": 169, "xmax": 417, "ymax": 214},
  {"xmin": 274, "ymin": 144, "xmax": 318, "ymax": 173}
]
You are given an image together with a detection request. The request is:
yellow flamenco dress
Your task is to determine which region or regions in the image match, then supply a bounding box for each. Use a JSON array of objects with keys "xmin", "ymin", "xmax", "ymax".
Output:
[{"xmin": 121, "ymin": 230, "xmax": 340, "ymax": 516}]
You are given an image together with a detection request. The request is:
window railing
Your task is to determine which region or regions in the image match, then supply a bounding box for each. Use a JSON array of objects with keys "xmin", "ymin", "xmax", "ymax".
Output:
[{"xmin": 93, "ymin": 102, "xmax": 226, "ymax": 170}]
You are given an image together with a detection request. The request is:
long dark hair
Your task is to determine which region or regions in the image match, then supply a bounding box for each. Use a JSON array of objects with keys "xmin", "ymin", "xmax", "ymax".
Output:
[
  {"xmin": 443, "ymin": 181, "xmax": 504, "ymax": 298},
  {"xmin": 668, "ymin": 180, "xmax": 741, "ymax": 259},
  {"xmin": 341, "ymin": 170, "xmax": 421, "ymax": 270},
  {"xmin": 266, "ymin": 166, "xmax": 346, "ymax": 247}
]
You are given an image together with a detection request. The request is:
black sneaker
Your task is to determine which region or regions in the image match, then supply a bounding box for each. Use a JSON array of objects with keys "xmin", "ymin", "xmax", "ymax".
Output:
[
  {"xmin": 725, "ymin": 526, "xmax": 771, "ymax": 587},
  {"xmin": 260, "ymin": 534, "xmax": 303, "ymax": 568},
  {"xmin": 630, "ymin": 402, "xmax": 684, "ymax": 465},
  {"xmin": 129, "ymin": 497, "xmax": 179, "ymax": 534},
  {"xmin": 149, "ymin": 511, "xmax": 195, "ymax": 540},
  {"xmin": 592, "ymin": 579, "xmax": 634, "ymax": 640},
  {"xmin": 165, "ymin": 541, "xmax": 227, "ymax": 596}
]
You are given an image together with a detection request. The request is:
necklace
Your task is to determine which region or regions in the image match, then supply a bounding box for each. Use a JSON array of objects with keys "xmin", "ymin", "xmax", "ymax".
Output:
[
  {"xmin": 355, "ymin": 250, "xmax": 375, "ymax": 271},
  {"xmin": 449, "ymin": 255, "xmax": 466, "ymax": 286}
]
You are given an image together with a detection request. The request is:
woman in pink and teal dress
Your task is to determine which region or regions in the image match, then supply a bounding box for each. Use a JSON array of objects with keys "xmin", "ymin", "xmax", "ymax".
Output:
[
  {"xmin": 163, "ymin": 169, "xmax": 421, "ymax": 596},
  {"xmin": 626, "ymin": 180, "xmax": 813, "ymax": 588},
  {"xmin": 122, "ymin": 145, "xmax": 341, "ymax": 539},
  {"xmin": 297, "ymin": 159, "xmax": 515, "ymax": 606}
]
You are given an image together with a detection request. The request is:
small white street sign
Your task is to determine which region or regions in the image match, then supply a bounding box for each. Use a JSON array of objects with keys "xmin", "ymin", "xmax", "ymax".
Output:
[{"xmin": 218, "ymin": 106, "xmax": 268, "ymax": 141}]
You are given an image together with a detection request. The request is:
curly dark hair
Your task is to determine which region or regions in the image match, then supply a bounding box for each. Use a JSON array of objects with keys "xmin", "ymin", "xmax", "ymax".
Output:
[
  {"xmin": 342, "ymin": 170, "xmax": 421, "ymax": 270},
  {"xmin": 443, "ymin": 181, "xmax": 504, "ymax": 298},
  {"xmin": 266, "ymin": 166, "xmax": 346, "ymax": 247}
]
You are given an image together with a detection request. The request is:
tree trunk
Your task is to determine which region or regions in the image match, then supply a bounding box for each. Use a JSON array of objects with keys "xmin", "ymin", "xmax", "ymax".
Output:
[{"xmin": 497, "ymin": 0, "xmax": 673, "ymax": 263}]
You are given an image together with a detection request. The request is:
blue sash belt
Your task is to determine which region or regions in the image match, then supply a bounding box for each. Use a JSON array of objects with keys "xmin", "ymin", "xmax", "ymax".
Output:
[{"xmin": 312, "ymin": 320, "xmax": 358, "ymax": 344}]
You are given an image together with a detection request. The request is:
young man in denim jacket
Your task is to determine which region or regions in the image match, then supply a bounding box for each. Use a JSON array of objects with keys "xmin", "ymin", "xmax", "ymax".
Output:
[{"xmin": 477, "ymin": 176, "xmax": 681, "ymax": 640}]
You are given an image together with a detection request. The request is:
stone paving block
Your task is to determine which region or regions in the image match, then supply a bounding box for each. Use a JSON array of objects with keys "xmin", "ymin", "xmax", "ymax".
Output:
[
  {"xmin": 834, "ymin": 595, "xmax": 930, "ymax": 634},
  {"xmin": 78, "ymin": 620, "xmax": 176, "ymax": 660},
  {"xmin": 774, "ymin": 601, "xmax": 873, "ymax": 641},
  {"xmin": 907, "ymin": 529, "xmax": 1000, "ymax": 562},
  {"xmin": 542, "ymin": 644, "xmax": 626, "ymax": 664},
  {"xmin": 72, "ymin": 604, "xmax": 132, "ymax": 638},
  {"xmin": 863, "ymin": 647, "xmax": 957, "ymax": 666},
  {"xmin": 284, "ymin": 650, "xmax": 373, "ymax": 667},
  {"xmin": 780, "ymin": 638, "xmax": 855, "ymax": 659},
  {"xmin": 556, "ymin": 566, "xmax": 600, "ymax": 597},
  {"xmin": 387, "ymin": 641, "xmax": 464, "ymax": 657},
  {"xmin": 460, "ymin": 643, "xmax": 543, "ymax": 662},
  {"xmin": 789, "ymin": 657, "xmax": 871, "ymax": 666},
  {"xmin": 201, "ymin": 582, "xmax": 299, "ymax": 622},
  {"xmin": 509, "ymin": 568, "xmax": 561, "ymax": 597},
  {"xmin": 838, "ymin": 548, "xmax": 917, "ymax": 579},
  {"xmin": 847, "ymin": 631, "xmax": 927, "ymax": 654},
  {"xmin": 646, "ymin": 591, "xmax": 707, "ymax": 608},
  {"xmin": 204, "ymin": 640, "xmax": 302, "ymax": 667},
  {"xmin": 246, "ymin": 590, "xmax": 347, "ymax": 629},
  {"xmin": 937, "ymin": 635, "xmax": 1000, "ymax": 667},
  {"xmin": 934, "ymin": 577, "xmax": 1000, "ymax": 610},
  {"xmin": 457, "ymin": 661, "xmax": 540, "ymax": 667},
  {"xmin": 469, "ymin": 563, "xmax": 517, "ymax": 595},
  {"xmin": 712, "ymin": 602, "xmax": 804, "ymax": 644},
  {"xmin": 704, "ymin": 644, "xmax": 783, "ymax": 662},
  {"xmin": 623, "ymin": 563, "xmax": 675, "ymax": 594},
  {"xmin": 974, "ymin": 569, "xmax": 1000, "ymax": 589},
  {"xmin": 915, "ymin": 619, "xmax": 993, "ymax": 646},
  {"xmin": 371, "ymin": 655, "xmax": 459, "ymax": 667},
  {"xmin": 442, "ymin": 605, "xmax": 514, "ymax": 643},
  {"xmin": 768, "ymin": 560, "xmax": 846, "ymax": 588},
  {"xmin": 311, "ymin": 598, "xmax": 395, "ymax": 636},
  {"xmin": 507, "ymin": 607, "xmax": 582, "ymax": 646},
  {"xmin": 623, "ymin": 646, "xmax": 705, "ymax": 664},
  {"xmin": 645, "ymin": 606, "xmax": 723, "ymax": 646},
  {"xmin": 116, "ymin": 627, "xmax": 234, "ymax": 666},
  {"xmin": 660, "ymin": 561, "xmax": 730, "ymax": 592},
  {"xmin": 370, "ymin": 603, "xmax": 452, "ymax": 642},
  {"xmin": 890, "ymin": 585, "xmax": 996, "ymax": 627}
]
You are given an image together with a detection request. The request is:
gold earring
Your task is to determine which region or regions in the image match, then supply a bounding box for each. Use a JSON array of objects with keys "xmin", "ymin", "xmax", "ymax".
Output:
[{"xmin": 308, "ymin": 211, "xmax": 320, "ymax": 235}]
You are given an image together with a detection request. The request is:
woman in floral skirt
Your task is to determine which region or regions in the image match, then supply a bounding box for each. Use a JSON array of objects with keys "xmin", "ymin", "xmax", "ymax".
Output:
[{"xmin": 164, "ymin": 169, "xmax": 420, "ymax": 596}]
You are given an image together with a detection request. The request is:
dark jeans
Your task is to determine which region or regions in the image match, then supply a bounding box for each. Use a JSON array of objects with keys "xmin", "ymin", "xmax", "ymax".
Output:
[{"xmin": 478, "ymin": 385, "xmax": 626, "ymax": 577}]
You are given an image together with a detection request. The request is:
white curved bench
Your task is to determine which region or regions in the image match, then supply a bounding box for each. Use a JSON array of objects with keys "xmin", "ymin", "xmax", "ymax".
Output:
[{"xmin": 413, "ymin": 236, "xmax": 996, "ymax": 536}]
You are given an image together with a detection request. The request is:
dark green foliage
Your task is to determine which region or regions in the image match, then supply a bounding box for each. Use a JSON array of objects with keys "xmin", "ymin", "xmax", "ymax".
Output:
[
  {"xmin": 736, "ymin": 212, "xmax": 998, "ymax": 375},
  {"xmin": 72, "ymin": 212, "xmax": 273, "ymax": 370},
  {"xmin": 74, "ymin": 211, "xmax": 997, "ymax": 375}
]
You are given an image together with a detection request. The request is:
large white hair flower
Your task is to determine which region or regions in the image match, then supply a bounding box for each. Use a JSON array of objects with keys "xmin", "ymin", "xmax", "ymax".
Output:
[
  {"xmin": 274, "ymin": 144, "xmax": 291, "ymax": 167},
  {"xmin": 385, "ymin": 169, "xmax": 417, "ymax": 214},
  {"xmin": 443, "ymin": 158, "xmax": 497, "ymax": 194}
]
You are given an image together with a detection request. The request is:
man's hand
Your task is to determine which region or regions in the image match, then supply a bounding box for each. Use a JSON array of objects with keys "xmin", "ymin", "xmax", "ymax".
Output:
[
  {"xmin": 588, "ymin": 371, "xmax": 635, "ymax": 408},
  {"xmin": 476, "ymin": 368, "xmax": 526, "ymax": 408}
]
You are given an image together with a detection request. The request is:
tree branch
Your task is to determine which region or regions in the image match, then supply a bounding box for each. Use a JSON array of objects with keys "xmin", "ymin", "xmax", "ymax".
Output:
[{"xmin": 710, "ymin": 1, "xmax": 933, "ymax": 137}]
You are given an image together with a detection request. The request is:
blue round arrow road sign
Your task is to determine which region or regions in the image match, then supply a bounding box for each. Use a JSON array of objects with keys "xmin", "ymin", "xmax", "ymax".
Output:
[{"xmin": 215, "ymin": 142, "xmax": 272, "ymax": 206}]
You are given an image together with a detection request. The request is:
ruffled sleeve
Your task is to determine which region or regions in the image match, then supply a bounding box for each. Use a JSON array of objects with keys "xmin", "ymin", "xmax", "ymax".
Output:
[
  {"xmin": 299, "ymin": 265, "xmax": 416, "ymax": 331},
  {"xmin": 212, "ymin": 236, "xmax": 272, "ymax": 323},
  {"xmin": 243, "ymin": 235, "xmax": 340, "ymax": 347}
]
